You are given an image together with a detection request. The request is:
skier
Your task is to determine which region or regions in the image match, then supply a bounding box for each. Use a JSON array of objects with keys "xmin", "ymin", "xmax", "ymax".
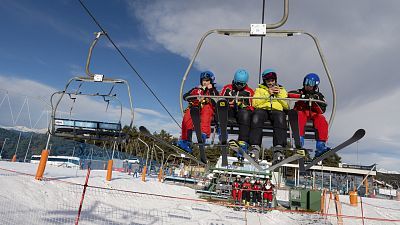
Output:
[
  {"xmin": 249, "ymin": 68, "xmax": 289, "ymax": 164},
  {"xmin": 289, "ymin": 73, "xmax": 330, "ymax": 157},
  {"xmin": 241, "ymin": 176, "xmax": 252, "ymax": 206},
  {"xmin": 221, "ymin": 69, "xmax": 254, "ymax": 161},
  {"xmin": 231, "ymin": 175, "xmax": 242, "ymax": 204},
  {"xmin": 262, "ymin": 178, "xmax": 275, "ymax": 208},
  {"xmin": 176, "ymin": 71, "xmax": 219, "ymax": 153},
  {"xmin": 251, "ymin": 178, "xmax": 262, "ymax": 206}
]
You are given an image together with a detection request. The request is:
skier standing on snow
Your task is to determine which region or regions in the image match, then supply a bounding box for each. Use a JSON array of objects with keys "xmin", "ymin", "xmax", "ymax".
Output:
[
  {"xmin": 262, "ymin": 178, "xmax": 275, "ymax": 208},
  {"xmin": 176, "ymin": 71, "xmax": 219, "ymax": 153},
  {"xmin": 249, "ymin": 69, "xmax": 289, "ymax": 164},
  {"xmin": 251, "ymin": 178, "xmax": 263, "ymax": 206},
  {"xmin": 288, "ymin": 73, "xmax": 330, "ymax": 157},
  {"xmin": 231, "ymin": 175, "xmax": 242, "ymax": 204},
  {"xmin": 241, "ymin": 176, "xmax": 252, "ymax": 206},
  {"xmin": 221, "ymin": 69, "xmax": 254, "ymax": 161}
]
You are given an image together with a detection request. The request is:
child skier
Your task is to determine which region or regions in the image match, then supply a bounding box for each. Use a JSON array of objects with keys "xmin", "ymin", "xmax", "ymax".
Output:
[
  {"xmin": 249, "ymin": 68, "xmax": 289, "ymax": 164},
  {"xmin": 176, "ymin": 71, "xmax": 219, "ymax": 153},
  {"xmin": 289, "ymin": 73, "xmax": 330, "ymax": 157},
  {"xmin": 220, "ymin": 69, "xmax": 254, "ymax": 161}
]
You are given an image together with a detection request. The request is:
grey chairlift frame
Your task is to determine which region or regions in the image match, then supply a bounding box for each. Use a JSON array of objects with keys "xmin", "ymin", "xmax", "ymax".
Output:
[
  {"xmin": 179, "ymin": 0, "xmax": 336, "ymax": 129},
  {"xmin": 48, "ymin": 32, "xmax": 134, "ymax": 142}
]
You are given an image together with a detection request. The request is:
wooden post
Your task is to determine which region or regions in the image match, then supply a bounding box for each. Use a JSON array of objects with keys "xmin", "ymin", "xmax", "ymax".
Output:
[{"xmin": 335, "ymin": 192, "xmax": 343, "ymax": 225}]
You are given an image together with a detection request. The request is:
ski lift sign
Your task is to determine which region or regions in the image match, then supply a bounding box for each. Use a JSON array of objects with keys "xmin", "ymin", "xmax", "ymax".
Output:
[{"xmin": 250, "ymin": 24, "xmax": 267, "ymax": 36}]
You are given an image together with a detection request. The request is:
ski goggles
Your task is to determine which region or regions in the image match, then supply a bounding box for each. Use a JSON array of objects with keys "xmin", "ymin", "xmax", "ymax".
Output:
[
  {"xmin": 234, "ymin": 81, "xmax": 246, "ymax": 89},
  {"xmin": 304, "ymin": 78, "xmax": 319, "ymax": 87}
]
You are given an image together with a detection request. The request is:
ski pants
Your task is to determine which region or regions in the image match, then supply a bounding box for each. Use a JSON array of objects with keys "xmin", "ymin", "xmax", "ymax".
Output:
[
  {"xmin": 249, "ymin": 109, "xmax": 287, "ymax": 147},
  {"xmin": 252, "ymin": 190, "xmax": 262, "ymax": 204},
  {"xmin": 232, "ymin": 189, "xmax": 242, "ymax": 202},
  {"xmin": 263, "ymin": 191, "xmax": 273, "ymax": 202},
  {"xmin": 297, "ymin": 110, "xmax": 328, "ymax": 141},
  {"xmin": 181, "ymin": 104, "xmax": 214, "ymax": 140},
  {"xmin": 228, "ymin": 108, "xmax": 252, "ymax": 143},
  {"xmin": 242, "ymin": 190, "xmax": 251, "ymax": 203}
]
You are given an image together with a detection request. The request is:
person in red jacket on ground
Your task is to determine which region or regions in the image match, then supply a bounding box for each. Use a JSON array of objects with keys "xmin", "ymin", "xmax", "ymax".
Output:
[
  {"xmin": 252, "ymin": 179, "xmax": 263, "ymax": 206},
  {"xmin": 262, "ymin": 178, "xmax": 275, "ymax": 208},
  {"xmin": 176, "ymin": 71, "xmax": 219, "ymax": 153},
  {"xmin": 231, "ymin": 175, "xmax": 242, "ymax": 204},
  {"xmin": 288, "ymin": 73, "xmax": 330, "ymax": 158},
  {"xmin": 241, "ymin": 176, "xmax": 252, "ymax": 206}
]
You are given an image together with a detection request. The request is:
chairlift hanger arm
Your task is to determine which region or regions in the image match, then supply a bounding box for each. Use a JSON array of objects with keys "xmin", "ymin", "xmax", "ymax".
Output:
[{"xmin": 86, "ymin": 31, "xmax": 104, "ymax": 78}]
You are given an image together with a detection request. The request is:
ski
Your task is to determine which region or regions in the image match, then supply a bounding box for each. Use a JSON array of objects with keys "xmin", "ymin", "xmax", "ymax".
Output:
[
  {"xmin": 216, "ymin": 99, "xmax": 229, "ymax": 167},
  {"xmin": 266, "ymin": 150, "xmax": 305, "ymax": 171},
  {"xmin": 288, "ymin": 109, "xmax": 302, "ymax": 148},
  {"xmin": 304, "ymin": 129, "xmax": 366, "ymax": 171},
  {"xmin": 138, "ymin": 126, "xmax": 206, "ymax": 165},
  {"xmin": 228, "ymin": 140, "xmax": 263, "ymax": 171},
  {"xmin": 190, "ymin": 106, "xmax": 207, "ymax": 164}
]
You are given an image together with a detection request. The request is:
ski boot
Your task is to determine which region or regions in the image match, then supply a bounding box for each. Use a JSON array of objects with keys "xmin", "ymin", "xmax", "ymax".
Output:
[
  {"xmin": 272, "ymin": 147, "xmax": 285, "ymax": 165},
  {"xmin": 176, "ymin": 140, "xmax": 193, "ymax": 153},
  {"xmin": 249, "ymin": 145, "xmax": 261, "ymax": 161},
  {"xmin": 201, "ymin": 132, "xmax": 208, "ymax": 142},
  {"xmin": 238, "ymin": 140, "xmax": 249, "ymax": 158},
  {"xmin": 315, "ymin": 141, "xmax": 331, "ymax": 158},
  {"xmin": 300, "ymin": 136, "xmax": 305, "ymax": 148}
]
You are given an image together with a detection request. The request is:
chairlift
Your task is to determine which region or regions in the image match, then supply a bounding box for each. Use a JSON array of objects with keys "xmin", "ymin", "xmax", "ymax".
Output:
[
  {"xmin": 48, "ymin": 32, "xmax": 134, "ymax": 143},
  {"xmin": 179, "ymin": 1, "xmax": 336, "ymax": 144}
]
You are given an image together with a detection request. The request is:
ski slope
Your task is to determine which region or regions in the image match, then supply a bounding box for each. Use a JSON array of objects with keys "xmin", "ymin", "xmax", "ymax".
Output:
[{"xmin": 0, "ymin": 161, "xmax": 399, "ymax": 225}]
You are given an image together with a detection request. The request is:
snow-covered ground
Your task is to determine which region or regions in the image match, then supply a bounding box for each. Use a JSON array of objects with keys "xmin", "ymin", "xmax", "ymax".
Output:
[{"xmin": 0, "ymin": 161, "xmax": 399, "ymax": 225}]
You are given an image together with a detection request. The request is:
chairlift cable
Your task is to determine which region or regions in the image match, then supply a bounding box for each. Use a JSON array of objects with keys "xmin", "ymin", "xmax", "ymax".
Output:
[{"xmin": 78, "ymin": 0, "xmax": 181, "ymax": 129}]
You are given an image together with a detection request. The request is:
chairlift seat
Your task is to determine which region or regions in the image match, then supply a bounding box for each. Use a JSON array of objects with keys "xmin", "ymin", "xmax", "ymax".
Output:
[
  {"xmin": 53, "ymin": 118, "xmax": 126, "ymax": 141},
  {"xmin": 212, "ymin": 114, "xmax": 316, "ymax": 140}
]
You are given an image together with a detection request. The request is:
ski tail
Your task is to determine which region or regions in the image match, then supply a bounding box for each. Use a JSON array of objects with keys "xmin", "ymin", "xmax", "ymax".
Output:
[
  {"xmin": 304, "ymin": 129, "xmax": 366, "ymax": 170},
  {"xmin": 216, "ymin": 99, "xmax": 229, "ymax": 166},
  {"xmin": 138, "ymin": 126, "xmax": 206, "ymax": 165},
  {"xmin": 228, "ymin": 139, "xmax": 263, "ymax": 171},
  {"xmin": 190, "ymin": 106, "xmax": 207, "ymax": 164}
]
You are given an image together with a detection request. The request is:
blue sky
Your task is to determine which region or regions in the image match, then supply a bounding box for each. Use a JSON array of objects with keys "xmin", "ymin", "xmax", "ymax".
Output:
[{"xmin": 0, "ymin": 0, "xmax": 400, "ymax": 171}]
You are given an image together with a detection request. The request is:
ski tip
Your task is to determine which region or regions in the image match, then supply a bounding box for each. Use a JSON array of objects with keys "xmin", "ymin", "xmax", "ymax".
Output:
[
  {"xmin": 138, "ymin": 126, "xmax": 149, "ymax": 133},
  {"xmin": 355, "ymin": 128, "xmax": 366, "ymax": 137}
]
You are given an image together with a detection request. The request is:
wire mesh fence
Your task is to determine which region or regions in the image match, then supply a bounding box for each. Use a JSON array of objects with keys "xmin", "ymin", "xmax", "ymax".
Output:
[{"xmin": 0, "ymin": 167, "xmax": 245, "ymax": 225}]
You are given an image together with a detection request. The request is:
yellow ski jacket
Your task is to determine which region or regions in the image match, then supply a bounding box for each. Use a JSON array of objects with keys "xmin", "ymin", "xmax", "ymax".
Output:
[{"xmin": 252, "ymin": 84, "xmax": 289, "ymax": 111}]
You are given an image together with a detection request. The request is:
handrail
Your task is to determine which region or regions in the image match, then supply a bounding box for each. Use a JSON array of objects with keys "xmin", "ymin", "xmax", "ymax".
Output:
[{"xmin": 183, "ymin": 94, "xmax": 327, "ymax": 105}]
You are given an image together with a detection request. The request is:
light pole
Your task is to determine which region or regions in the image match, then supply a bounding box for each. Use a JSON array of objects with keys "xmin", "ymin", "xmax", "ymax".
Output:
[
  {"xmin": 0, "ymin": 138, "xmax": 9, "ymax": 160},
  {"xmin": 12, "ymin": 132, "xmax": 22, "ymax": 162}
]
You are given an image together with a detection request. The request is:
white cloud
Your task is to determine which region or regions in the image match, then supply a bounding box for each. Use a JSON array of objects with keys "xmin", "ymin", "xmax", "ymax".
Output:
[
  {"xmin": 127, "ymin": 0, "xmax": 400, "ymax": 170},
  {"xmin": 0, "ymin": 75, "xmax": 179, "ymax": 136}
]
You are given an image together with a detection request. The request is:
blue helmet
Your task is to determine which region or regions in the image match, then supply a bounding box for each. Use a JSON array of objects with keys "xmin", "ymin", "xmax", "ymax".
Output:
[
  {"xmin": 200, "ymin": 71, "xmax": 215, "ymax": 84},
  {"xmin": 303, "ymin": 73, "xmax": 320, "ymax": 87},
  {"xmin": 233, "ymin": 69, "xmax": 249, "ymax": 84}
]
